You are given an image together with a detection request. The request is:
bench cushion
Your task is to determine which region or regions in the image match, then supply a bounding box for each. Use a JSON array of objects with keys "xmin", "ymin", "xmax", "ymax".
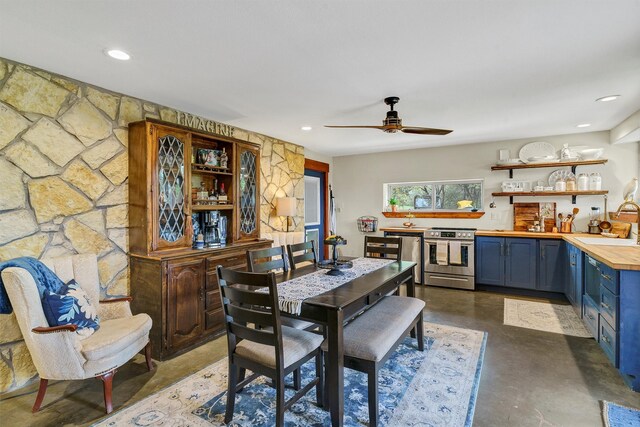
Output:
[
  {"xmin": 322, "ymin": 296, "xmax": 425, "ymax": 362},
  {"xmin": 236, "ymin": 325, "xmax": 323, "ymax": 369}
]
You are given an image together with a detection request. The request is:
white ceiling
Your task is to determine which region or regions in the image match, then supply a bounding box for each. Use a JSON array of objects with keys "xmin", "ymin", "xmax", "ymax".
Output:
[{"xmin": 1, "ymin": 0, "xmax": 639, "ymax": 156}]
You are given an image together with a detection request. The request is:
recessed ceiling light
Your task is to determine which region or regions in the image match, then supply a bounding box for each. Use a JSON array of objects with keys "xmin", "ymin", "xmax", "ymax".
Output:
[
  {"xmin": 596, "ymin": 95, "xmax": 620, "ymax": 102},
  {"xmin": 105, "ymin": 49, "xmax": 131, "ymax": 61},
  {"xmin": 577, "ymin": 123, "xmax": 591, "ymax": 128},
  {"xmin": 301, "ymin": 126, "xmax": 312, "ymax": 131}
]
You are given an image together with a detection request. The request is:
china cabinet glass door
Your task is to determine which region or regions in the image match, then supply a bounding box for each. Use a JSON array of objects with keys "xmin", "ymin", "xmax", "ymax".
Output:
[
  {"xmin": 154, "ymin": 127, "xmax": 192, "ymax": 250},
  {"xmin": 237, "ymin": 144, "xmax": 260, "ymax": 240}
]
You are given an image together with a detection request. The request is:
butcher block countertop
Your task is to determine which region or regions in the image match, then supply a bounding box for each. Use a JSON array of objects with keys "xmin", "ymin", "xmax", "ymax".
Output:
[{"xmin": 477, "ymin": 230, "xmax": 640, "ymax": 271}]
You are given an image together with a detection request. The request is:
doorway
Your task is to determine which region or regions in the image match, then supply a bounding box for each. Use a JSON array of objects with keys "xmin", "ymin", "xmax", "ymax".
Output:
[{"xmin": 304, "ymin": 159, "xmax": 329, "ymax": 261}]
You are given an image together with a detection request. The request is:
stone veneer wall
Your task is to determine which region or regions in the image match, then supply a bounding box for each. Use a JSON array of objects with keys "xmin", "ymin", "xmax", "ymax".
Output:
[{"xmin": 0, "ymin": 58, "xmax": 305, "ymax": 393}]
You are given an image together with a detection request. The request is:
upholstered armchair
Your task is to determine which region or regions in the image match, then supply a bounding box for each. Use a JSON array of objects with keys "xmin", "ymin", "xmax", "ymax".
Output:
[{"xmin": 1, "ymin": 254, "xmax": 153, "ymax": 414}]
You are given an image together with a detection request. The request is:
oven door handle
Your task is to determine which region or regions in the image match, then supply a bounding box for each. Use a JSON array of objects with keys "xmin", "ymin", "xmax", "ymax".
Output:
[{"xmin": 429, "ymin": 275, "xmax": 471, "ymax": 282}]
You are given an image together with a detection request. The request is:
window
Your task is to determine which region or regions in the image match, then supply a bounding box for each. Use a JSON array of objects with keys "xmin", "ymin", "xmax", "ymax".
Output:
[{"xmin": 384, "ymin": 179, "xmax": 483, "ymax": 211}]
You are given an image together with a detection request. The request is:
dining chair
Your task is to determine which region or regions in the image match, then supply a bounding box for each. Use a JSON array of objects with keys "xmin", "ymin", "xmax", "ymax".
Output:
[
  {"xmin": 364, "ymin": 236, "xmax": 403, "ymax": 261},
  {"xmin": 286, "ymin": 240, "xmax": 317, "ymax": 270},
  {"xmin": 246, "ymin": 245, "xmax": 289, "ymax": 273},
  {"xmin": 246, "ymin": 246, "xmax": 317, "ymax": 337},
  {"xmin": 322, "ymin": 295, "xmax": 425, "ymax": 426},
  {"xmin": 217, "ymin": 266, "xmax": 324, "ymax": 426}
]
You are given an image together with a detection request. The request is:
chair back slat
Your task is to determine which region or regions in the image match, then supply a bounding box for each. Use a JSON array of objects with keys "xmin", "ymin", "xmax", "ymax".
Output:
[
  {"xmin": 364, "ymin": 236, "xmax": 402, "ymax": 262},
  {"xmin": 227, "ymin": 304, "xmax": 276, "ymax": 328},
  {"xmin": 222, "ymin": 286, "xmax": 272, "ymax": 307},
  {"xmin": 247, "ymin": 246, "xmax": 288, "ymax": 273},
  {"xmin": 229, "ymin": 322, "xmax": 277, "ymax": 346},
  {"xmin": 287, "ymin": 240, "xmax": 317, "ymax": 270}
]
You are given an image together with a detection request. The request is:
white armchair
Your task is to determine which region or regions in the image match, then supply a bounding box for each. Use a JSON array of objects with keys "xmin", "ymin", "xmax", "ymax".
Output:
[{"xmin": 1, "ymin": 254, "xmax": 153, "ymax": 414}]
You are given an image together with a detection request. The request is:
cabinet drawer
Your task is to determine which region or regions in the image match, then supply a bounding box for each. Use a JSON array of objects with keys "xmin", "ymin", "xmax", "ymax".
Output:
[
  {"xmin": 599, "ymin": 317, "xmax": 618, "ymax": 367},
  {"xmin": 599, "ymin": 285, "xmax": 618, "ymax": 328},
  {"xmin": 205, "ymin": 308, "xmax": 225, "ymax": 331},
  {"xmin": 206, "ymin": 252, "xmax": 246, "ymax": 271},
  {"xmin": 583, "ymin": 297, "xmax": 599, "ymax": 340},
  {"xmin": 206, "ymin": 289, "xmax": 222, "ymax": 310},
  {"xmin": 598, "ymin": 263, "xmax": 619, "ymax": 294},
  {"xmin": 206, "ymin": 264, "xmax": 245, "ymax": 290}
]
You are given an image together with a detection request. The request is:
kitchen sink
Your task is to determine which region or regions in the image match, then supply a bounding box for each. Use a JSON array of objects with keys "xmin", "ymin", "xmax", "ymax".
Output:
[{"xmin": 575, "ymin": 237, "xmax": 638, "ymax": 247}]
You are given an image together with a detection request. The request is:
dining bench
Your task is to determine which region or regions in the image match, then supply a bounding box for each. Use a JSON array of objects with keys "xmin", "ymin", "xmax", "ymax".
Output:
[{"xmin": 322, "ymin": 295, "xmax": 425, "ymax": 426}]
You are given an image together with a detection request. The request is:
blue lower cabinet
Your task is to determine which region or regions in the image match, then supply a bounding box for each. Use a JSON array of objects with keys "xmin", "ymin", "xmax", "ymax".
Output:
[
  {"xmin": 504, "ymin": 238, "xmax": 537, "ymax": 289},
  {"xmin": 618, "ymin": 270, "xmax": 640, "ymax": 392},
  {"xmin": 583, "ymin": 295, "xmax": 600, "ymax": 341},
  {"xmin": 475, "ymin": 237, "xmax": 505, "ymax": 286},
  {"xmin": 599, "ymin": 316, "xmax": 618, "ymax": 367},
  {"xmin": 538, "ymin": 240, "xmax": 566, "ymax": 292},
  {"xmin": 565, "ymin": 244, "xmax": 583, "ymax": 317}
]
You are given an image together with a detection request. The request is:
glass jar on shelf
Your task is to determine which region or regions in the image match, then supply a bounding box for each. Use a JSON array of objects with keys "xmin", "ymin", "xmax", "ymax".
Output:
[
  {"xmin": 555, "ymin": 178, "xmax": 566, "ymax": 192},
  {"xmin": 566, "ymin": 175, "xmax": 577, "ymax": 191},
  {"xmin": 589, "ymin": 172, "xmax": 602, "ymax": 191},
  {"xmin": 577, "ymin": 173, "xmax": 589, "ymax": 191}
]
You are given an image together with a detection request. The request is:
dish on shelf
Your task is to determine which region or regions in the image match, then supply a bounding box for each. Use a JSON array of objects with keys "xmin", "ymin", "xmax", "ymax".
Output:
[
  {"xmin": 577, "ymin": 148, "xmax": 604, "ymax": 160},
  {"xmin": 526, "ymin": 158, "xmax": 560, "ymax": 164},
  {"xmin": 548, "ymin": 170, "xmax": 576, "ymax": 186},
  {"xmin": 497, "ymin": 159, "xmax": 524, "ymax": 165},
  {"xmin": 527, "ymin": 155, "xmax": 556, "ymax": 162},
  {"xmin": 519, "ymin": 141, "xmax": 557, "ymax": 164}
]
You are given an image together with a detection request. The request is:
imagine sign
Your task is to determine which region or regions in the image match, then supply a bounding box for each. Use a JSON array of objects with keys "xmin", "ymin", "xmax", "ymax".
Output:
[{"xmin": 176, "ymin": 111, "xmax": 235, "ymax": 137}]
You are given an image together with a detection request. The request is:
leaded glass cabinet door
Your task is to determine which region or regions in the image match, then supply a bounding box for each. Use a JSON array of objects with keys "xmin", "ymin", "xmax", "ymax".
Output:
[
  {"xmin": 152, "ymin": 126, "xmax": 192, "ymax": 251},
  {"xmin": 235, "ymin": 144, "xmax": 260, "ymax": 241}
]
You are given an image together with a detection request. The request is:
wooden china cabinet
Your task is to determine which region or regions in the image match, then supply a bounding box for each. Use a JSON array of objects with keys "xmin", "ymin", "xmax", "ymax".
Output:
[{"xmin": 128, "ymin": 119, "xmax": 271, "ymax": 360}]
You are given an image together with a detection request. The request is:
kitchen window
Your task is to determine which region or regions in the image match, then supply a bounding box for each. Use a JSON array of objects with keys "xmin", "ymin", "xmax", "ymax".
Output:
[{"xmin": 384, "ymin": 179, "xmax": 483, "ymax": 211}]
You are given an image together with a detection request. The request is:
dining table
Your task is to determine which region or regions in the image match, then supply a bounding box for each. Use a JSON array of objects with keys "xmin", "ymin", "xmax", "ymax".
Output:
[{"xmin": 274, "ymin": 259, "xmax": 417, "ymax": 427}]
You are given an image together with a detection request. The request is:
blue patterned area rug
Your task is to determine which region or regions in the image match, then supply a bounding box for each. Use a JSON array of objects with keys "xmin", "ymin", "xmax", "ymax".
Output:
[
  {"xmin": 94, "ymin": 322, "xmax": 487, "ymax": 427},
  {"xmin": 603, "ymin": 401, "xmax": 640, "ymax": 427}
]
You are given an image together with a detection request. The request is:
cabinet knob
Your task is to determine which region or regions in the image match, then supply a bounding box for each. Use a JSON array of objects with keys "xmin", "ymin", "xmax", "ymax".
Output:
[{"xmin": 602, "ymin": 334, "xmax": 610, "ymax": 344}]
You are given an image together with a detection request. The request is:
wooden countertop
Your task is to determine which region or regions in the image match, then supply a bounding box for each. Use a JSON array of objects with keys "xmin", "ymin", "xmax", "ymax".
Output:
[{"xmin": 477, "ymin": 230, "xmax": 640, "ymax": 271}]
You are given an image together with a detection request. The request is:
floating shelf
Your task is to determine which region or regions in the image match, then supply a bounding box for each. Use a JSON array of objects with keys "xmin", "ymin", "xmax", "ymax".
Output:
[
  {"xmin": 192, "ymin": 204, "xmax": 234, "ymax": 212},
  {"xmin": 491, "ymin": 159, "xmax": 608, "ymax": 178},
  {"xmin": 492, "ymin": 190, "xmax": 608, "ymax": 204},
  {"xmin": 382, "ymin": 211, "xmax": 485, "ymax": 219}
]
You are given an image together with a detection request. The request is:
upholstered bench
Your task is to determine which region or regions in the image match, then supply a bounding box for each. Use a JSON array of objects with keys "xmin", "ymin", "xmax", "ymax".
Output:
[{"xmin": 322, "ymin": 295, "xmax": 425, "ymax": 426}]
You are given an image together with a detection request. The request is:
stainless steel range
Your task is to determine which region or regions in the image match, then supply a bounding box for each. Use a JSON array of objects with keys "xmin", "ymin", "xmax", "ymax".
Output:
[{"xmin": 424, "ymin": 227, "xmax": 476, "ymax": 290}]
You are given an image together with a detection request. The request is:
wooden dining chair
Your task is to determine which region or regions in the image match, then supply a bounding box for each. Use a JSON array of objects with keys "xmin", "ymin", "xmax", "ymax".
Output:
[
  {"xmin": 246, "ymin": 245, "xmax": 289, "ymax": 273},
  {"xmin": 364, "ymin": 236, "xmax": 403, "ymax": 261},
  {"xmin": 286, "ymin": 240, "xmax": 317, "ymax": 270},
  {"xmin": 217, "ymin": 267, "xmax": 324, "ymax": 426}
]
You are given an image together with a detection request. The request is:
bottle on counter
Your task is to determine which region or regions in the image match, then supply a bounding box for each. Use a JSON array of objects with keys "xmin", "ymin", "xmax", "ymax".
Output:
[
  {"xmin": 589, "ymin": 172, "xmax": 602, "ymax": 191},
  {"xmin": 577, "ymin": 173, "xmax": 589, "ymax": 191}
]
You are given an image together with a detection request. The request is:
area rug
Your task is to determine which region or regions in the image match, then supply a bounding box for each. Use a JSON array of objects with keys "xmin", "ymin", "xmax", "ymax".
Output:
[
  {"xmin": 603, "ymin": 401, "xmax": 640, "ymax": 427},
  {"xmin": 94, "ymin": 322, "xmax": 487, "ymax": 427},
  {"xmin": 503, "ymin": 298, "xmax": 592, "ymax": 337}
]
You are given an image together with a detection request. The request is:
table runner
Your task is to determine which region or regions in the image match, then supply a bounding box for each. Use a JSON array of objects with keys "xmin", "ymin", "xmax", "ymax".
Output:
[{"xmin": 265, "ymin": 257, "xmax": 396, "ymax": 315}]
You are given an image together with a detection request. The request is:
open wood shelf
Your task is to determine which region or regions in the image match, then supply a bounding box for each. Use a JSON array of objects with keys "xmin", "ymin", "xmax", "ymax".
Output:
[
  {"xmin": 492, "ymin": 190, "xmax": 608, "ymax": 205},
  {"xmin": 382, "ymin": 211, "xmax": 485, "ymax": 219},
  {"xmin": 491, "ymin": 159, "xmax": 608, "ymax": 171}
]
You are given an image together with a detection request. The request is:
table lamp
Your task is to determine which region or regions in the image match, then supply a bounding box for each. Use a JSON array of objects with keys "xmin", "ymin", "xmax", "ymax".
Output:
[{"xmin": 276, "ymin": 197, "xmax": 296, "ymax": 232}]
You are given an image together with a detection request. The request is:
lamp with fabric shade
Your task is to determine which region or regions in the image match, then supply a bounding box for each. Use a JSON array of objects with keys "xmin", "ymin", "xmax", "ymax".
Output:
[{"xmin": 276, "ymin": 197, "xmax": 296, "ymax": 232}]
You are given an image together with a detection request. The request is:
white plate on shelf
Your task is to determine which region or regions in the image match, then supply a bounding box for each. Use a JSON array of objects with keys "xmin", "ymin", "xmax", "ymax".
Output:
[
  {"xmin": 548, "ymin": 169, "xmax": 576, "ymax": 186},
  {"xmin": 497, "ymin": 159, "xmax": 523, "ymax": 165},
  {"xmin": 519, "ymin": 141, "xmax": 557, "ymax": 164}
]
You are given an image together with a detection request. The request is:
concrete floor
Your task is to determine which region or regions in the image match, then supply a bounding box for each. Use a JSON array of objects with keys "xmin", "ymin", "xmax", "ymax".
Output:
[{"xmin": 1, "ymin": 286, "xmax": 638, "ymax": 426}]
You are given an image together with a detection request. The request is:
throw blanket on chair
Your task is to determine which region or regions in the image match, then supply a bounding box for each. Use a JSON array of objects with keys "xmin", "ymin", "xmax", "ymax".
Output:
[{"xmin": 0, "ymin": 257, "xmax": 65, "ymax": 314}]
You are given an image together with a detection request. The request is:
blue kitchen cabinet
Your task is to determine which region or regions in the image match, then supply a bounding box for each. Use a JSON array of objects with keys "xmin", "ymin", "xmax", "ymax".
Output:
[
  {"xmin": 475, "ymin": 236, "xmax": 505, "ymax": 286},
  {"xmin": 476, "ymin": 237, "xmax": 536, "ymax": 289},
  {"xmin": 504, "ymin": 238, "xmax": 538, "ymax": 289},
  {"xmin": 538, "ymin": 240, "xmax": 566, "ymax": 293},
  {"xmin": 565, "ymin": 243, "xmax": 583, "ymax": 317}
]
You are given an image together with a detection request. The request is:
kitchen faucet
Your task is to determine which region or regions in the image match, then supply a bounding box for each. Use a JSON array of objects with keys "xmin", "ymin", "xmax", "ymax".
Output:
[{"xmin": 615, "ymin": 200, "xmax": 640, "ymax": 245}]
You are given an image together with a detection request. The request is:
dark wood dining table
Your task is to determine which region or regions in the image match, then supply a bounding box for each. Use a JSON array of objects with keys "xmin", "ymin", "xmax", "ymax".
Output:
[{"xmin": 275, "ymin": 259, "xmax": 417, "ymax": 427}]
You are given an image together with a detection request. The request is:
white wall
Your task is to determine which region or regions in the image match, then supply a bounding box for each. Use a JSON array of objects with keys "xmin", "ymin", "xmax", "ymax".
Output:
[{"xmin": 332, "ymin": 131, "xmax": 639, "ymax": 256}]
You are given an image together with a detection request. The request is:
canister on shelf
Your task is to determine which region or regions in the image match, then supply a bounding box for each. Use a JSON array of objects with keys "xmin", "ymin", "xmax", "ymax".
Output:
[
  {"xmin": 566, "ymin": 176, "xmax": 577, "ymax": 191},
  {"xmin": 577, "ymin": 173, "xmax": 589, "ymax": 191},
  {"xmin": 589, "ymin": 172, "xmax": 602, "ymax": 191},
  {"xmin": 555, "ymin": 178, "xmax": 566, "ymax": 192}
]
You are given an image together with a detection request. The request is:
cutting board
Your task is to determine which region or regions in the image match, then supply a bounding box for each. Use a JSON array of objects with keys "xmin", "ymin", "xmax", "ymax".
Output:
[
  {"xmin": 610, "ymin": 222, "xmax": 631, "ymax": 238},
  {"xmin": 514, "ymin": 202, "xmax": 556, "ymax": 231}
]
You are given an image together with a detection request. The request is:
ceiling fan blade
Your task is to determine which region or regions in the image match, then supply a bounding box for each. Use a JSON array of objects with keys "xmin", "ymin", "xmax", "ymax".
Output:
[
  {"xmin": 400, "ymin": 126, "xmax": 453, "ymax": 135},
  {"xmin": 324, "ymin": 125, "xmax": 387, "ymax": 129}
]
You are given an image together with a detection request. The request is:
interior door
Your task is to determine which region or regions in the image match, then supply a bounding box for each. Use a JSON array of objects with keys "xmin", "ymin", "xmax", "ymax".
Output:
[{"xmin": 304, "ymin": 169, "xmax": 325, "ymax": 261}]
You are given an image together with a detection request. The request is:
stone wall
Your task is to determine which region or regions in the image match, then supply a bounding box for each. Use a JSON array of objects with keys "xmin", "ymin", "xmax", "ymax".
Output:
[{"xmin": 0, "ymin": 58, "xmax": 305, "ymax": 393}]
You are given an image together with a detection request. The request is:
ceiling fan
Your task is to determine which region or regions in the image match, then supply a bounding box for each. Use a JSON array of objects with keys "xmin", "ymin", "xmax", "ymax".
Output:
[{"xmin": 324, "ymin": 97, "xmax": 452, "ymax": 135}]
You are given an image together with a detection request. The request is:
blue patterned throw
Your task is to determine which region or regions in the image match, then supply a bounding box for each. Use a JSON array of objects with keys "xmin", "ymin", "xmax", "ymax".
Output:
[
  {"xmin": 0, "ymin": 257, "xmax": 65, "ymax": 314},
  {"xmin": 604, "ymin": 401, "xmax": 640, "ymax": 427},
  {"xmin": 41, "ymin": 279, "xmax": 100, "ymax": 333}
]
